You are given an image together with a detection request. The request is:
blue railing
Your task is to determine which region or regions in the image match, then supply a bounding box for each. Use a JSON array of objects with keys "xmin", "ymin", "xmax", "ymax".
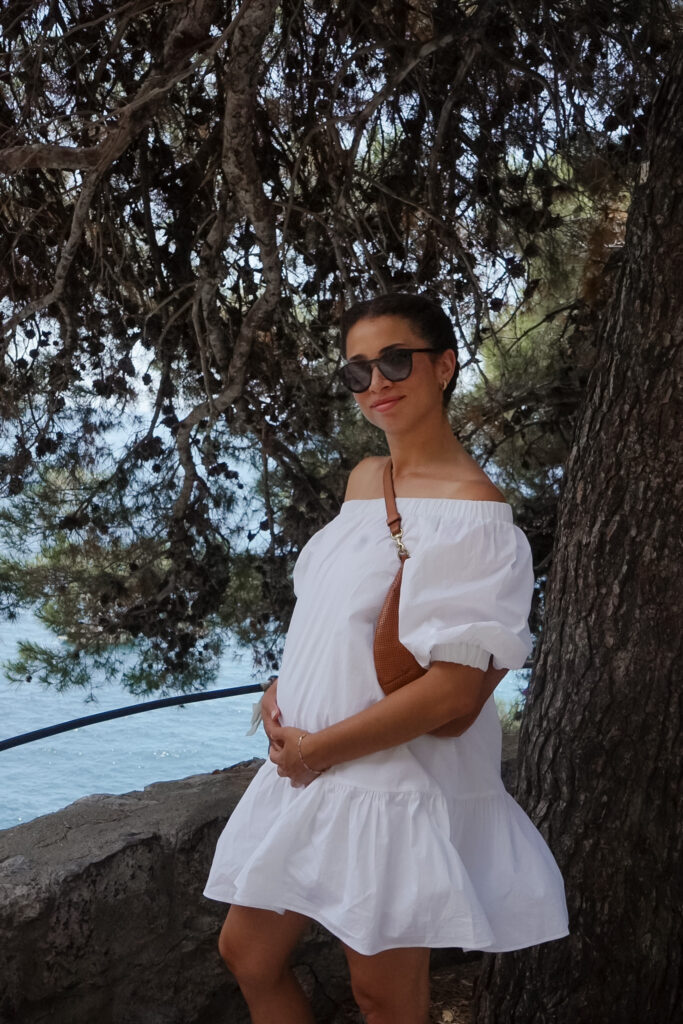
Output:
[{"xmin": 0, "ymin": 683, "xmax": 265, "ymax": 752}]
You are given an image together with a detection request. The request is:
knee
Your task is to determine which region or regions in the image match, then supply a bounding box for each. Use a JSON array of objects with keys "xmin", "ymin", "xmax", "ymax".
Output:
[
  {"xmin": 217, "ymin": 930, "xmax": 279, "ymax": 991},
  {"xmin": 350, "ymin": 970, "xmax": 429, "ymax": 1024},
  {"xmin": 217, "ymin": 929, "xmax": 254, "ymax": 981},
  {"xmin": 349, "ymin": 976, "xmax": 385, "ymax": 1020},
  {"xmin": 217, "ymin": 927, "xmax": 238, "ymax": 973}
]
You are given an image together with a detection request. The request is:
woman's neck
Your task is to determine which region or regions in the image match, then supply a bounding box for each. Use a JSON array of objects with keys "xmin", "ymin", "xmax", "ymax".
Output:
[{"xmin": 385, "ymin": 418, "xmax": 466, "ymax": 482}]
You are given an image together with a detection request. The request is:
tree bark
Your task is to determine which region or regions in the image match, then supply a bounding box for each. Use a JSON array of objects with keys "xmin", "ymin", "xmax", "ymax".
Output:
[{"xmin": 475, "ymin": 49, "xmax": 683, "ymax": 1024}]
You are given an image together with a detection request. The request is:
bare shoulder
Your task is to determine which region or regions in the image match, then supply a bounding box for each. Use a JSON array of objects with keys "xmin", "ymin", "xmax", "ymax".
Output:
[
  {"xmin": 343, "ymin": 456, "xmax": 386, "ymax": 501},
  {"xmin": 344, "ymin": 455, "xmax": 507, "ymax": 503},
  {"xmin": 452, "ymin": 478, "xmax": 508, "ymax": 504}
]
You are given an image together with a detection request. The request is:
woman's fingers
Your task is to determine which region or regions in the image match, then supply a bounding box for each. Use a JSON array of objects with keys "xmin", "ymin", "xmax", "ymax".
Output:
[
  {"xmin": 267, "ymin": 724, "xmax": 315, "ymax": 788},
  {"xmin": 260, "ymin": 684, "xmax": 280, "ymax": 740},
  {"xmin": 269, "ymin": 723, "xmax": 285, "ymax": 742}
]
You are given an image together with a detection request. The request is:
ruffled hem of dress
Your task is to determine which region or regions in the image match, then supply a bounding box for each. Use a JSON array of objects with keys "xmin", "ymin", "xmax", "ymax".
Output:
[
  {"xmin": 202, "ymin": 884, "xmax": 569, "ymax": 956},
  {"xmin": 203, "ymin": 762, "xmax": 568, "ymax": 956}
]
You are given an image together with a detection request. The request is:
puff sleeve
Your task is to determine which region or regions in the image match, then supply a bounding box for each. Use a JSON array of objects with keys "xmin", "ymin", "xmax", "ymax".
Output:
[{"xmin": 397, "ymin": 515, "xmax": 534, "ymax": 673}]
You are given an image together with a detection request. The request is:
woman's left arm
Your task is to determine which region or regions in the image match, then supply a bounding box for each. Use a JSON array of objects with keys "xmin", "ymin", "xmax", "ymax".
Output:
[{"xmin": 269, "ymin": 660, "xmax": 491, "ymax": 786}]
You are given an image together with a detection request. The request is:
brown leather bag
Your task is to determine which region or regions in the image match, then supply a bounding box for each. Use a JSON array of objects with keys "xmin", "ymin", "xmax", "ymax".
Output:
[{"xmin": 373, "ymin": 458, "xmax": 506, "ymax": 738}]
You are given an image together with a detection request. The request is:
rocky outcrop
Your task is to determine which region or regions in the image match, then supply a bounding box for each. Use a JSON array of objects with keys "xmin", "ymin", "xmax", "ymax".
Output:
[
  {"xmin": 0, "ymin": 759, "xmax": 355, "ymax": 1024},
  {"xmin": 0, "ymin": 754, "xmax": 517, "ymax": 1024}
]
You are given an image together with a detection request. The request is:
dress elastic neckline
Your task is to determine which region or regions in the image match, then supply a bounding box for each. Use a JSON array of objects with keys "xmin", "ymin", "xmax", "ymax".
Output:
[{"xmin": 341, "ymin": 497, "xmax": 513, "ymax": 520}]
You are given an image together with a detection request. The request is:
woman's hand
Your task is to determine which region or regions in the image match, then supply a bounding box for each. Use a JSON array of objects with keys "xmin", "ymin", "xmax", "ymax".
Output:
[
  {"xmin": 268, "ymin": 724, "xmax": 322, "ymax": 788},
  {"xmin": 261, "ymin": 676, "xmax": 280, "ymax": 742}
]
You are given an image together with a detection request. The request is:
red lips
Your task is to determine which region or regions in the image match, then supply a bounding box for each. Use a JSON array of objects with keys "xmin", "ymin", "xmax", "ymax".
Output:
[{"xmin": 371, "ymin": 396, "xmax": 403, "ymax": 408}]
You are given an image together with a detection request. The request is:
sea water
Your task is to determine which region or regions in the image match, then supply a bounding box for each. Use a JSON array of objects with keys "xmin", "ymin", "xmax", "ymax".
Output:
[{"xmin": 0, "ymin": 614, "xmax": 527, "ymax": 830}]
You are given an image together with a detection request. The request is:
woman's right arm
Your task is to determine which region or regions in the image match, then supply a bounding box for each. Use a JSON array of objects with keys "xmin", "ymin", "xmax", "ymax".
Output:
[{"xmin": 430, "ymin": 659, "xmax": 507, "ymax": 736}]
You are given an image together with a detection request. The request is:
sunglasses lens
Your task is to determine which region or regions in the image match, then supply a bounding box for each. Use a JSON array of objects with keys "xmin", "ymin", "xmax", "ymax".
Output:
[
  {"xmin": 338, "ymin": 363, "xmax": 372, "ymax": 392},
  {"xmin": 379, "ymin": 349, "xmax": 412, "ymax": 381},
  {"xmin": 338, "ymin": 350, "xmax": 415, "ymax": 392}
]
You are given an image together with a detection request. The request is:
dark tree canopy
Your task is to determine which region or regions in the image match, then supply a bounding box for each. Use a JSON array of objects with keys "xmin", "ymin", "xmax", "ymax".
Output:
[{"xmin": 0, "ymin": 0, "xmax": 678, "ymax": 691}]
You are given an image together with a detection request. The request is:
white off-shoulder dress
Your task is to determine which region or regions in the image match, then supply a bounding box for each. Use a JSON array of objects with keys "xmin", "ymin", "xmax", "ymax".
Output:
[{"xmin": 204, "ymin": 497, "xmax": 569, "ymax": 955}]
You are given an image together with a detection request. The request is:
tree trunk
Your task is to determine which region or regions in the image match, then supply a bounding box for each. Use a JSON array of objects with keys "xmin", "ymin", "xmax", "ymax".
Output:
[{"xmin": 475, "ymin": 50, "xmax": 683, "ymax": 1024}]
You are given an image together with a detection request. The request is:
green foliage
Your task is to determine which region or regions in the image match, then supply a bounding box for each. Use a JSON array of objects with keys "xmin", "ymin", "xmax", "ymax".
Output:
[
  {"xmin": 0, "ymin": 0, "xmax": 679, "ymax": 692},
  {"xmin": 448, "ymin": 167, "xmax": 631, "ymax": 613},
  {"xmin": 495, "ymin": 695, "xmax": 525, "ymax": 736}
]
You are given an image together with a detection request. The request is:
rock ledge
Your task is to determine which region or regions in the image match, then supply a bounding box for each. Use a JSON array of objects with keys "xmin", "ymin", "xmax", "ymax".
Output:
[{"xmin": 0, "ymin": 755, "xmax": 516, "ymax": 1023}]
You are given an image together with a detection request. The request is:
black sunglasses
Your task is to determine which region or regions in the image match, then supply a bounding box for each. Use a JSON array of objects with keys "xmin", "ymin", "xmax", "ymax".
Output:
[{"xmin": 335, "ymin": 347, "xmax": 436, "ymax": 393}]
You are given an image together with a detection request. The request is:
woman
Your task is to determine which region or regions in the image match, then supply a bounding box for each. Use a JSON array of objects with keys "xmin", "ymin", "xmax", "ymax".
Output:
[{"xmin": 204, "ymin": 293, "xmax": 569, "ymax": 1024}]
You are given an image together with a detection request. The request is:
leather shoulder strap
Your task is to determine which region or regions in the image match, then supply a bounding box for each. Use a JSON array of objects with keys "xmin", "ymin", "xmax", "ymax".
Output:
[
  {"xmin": 383, "ymin": 458, "xmax": 409, "ymax": 560},
  {"xmin": 383, "ymin": 458, "xmax": 400, "ymax": 532}
]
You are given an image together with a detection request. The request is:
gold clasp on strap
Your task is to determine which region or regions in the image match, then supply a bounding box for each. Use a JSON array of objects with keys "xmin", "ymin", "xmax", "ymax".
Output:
[{"xmin": 391, "ymin": 528, "xmax": 410, "ymax": 559}]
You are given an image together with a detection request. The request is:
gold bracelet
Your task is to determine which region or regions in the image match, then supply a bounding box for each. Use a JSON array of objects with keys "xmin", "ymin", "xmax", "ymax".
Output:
[{"xmin": 297, "ymin": 733, "xmax": 327, "ymax": 776}]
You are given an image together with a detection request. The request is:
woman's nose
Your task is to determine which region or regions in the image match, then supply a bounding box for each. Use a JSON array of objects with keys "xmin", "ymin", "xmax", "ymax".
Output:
[{"xmin": 369, "ymin": 363, "xmax": 391, "ymax": 388}]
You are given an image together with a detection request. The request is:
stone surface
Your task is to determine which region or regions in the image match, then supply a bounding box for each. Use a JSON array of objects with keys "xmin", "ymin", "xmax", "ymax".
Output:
[
  {"xmin": 0, "ymin": 760, "xmax": 249, "ymax": 1023},
  {"xmin": 0, "ymin": 752, "xmax": 518, "ymax": 1023}
]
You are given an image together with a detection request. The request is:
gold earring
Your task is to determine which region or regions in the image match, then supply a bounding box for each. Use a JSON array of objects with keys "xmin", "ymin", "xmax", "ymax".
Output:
[{"xmin": 442, "ymin": 380, "xmax": 447, "ymax": 390}]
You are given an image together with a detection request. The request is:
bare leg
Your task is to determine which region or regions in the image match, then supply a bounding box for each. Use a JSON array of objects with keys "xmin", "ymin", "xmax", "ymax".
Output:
[
  {"xmin": 218, "ymin": 905, "xmax": 314, "ymax": 1024},
  {"xmin": 343, "ymin": 943, "xmax": 431, "ymax": 1024}
]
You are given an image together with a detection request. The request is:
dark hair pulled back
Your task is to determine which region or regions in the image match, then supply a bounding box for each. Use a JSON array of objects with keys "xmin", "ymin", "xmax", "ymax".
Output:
[{"xmin": 339, "ymin": 293, "xmax": 459, "ymax": 406}]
